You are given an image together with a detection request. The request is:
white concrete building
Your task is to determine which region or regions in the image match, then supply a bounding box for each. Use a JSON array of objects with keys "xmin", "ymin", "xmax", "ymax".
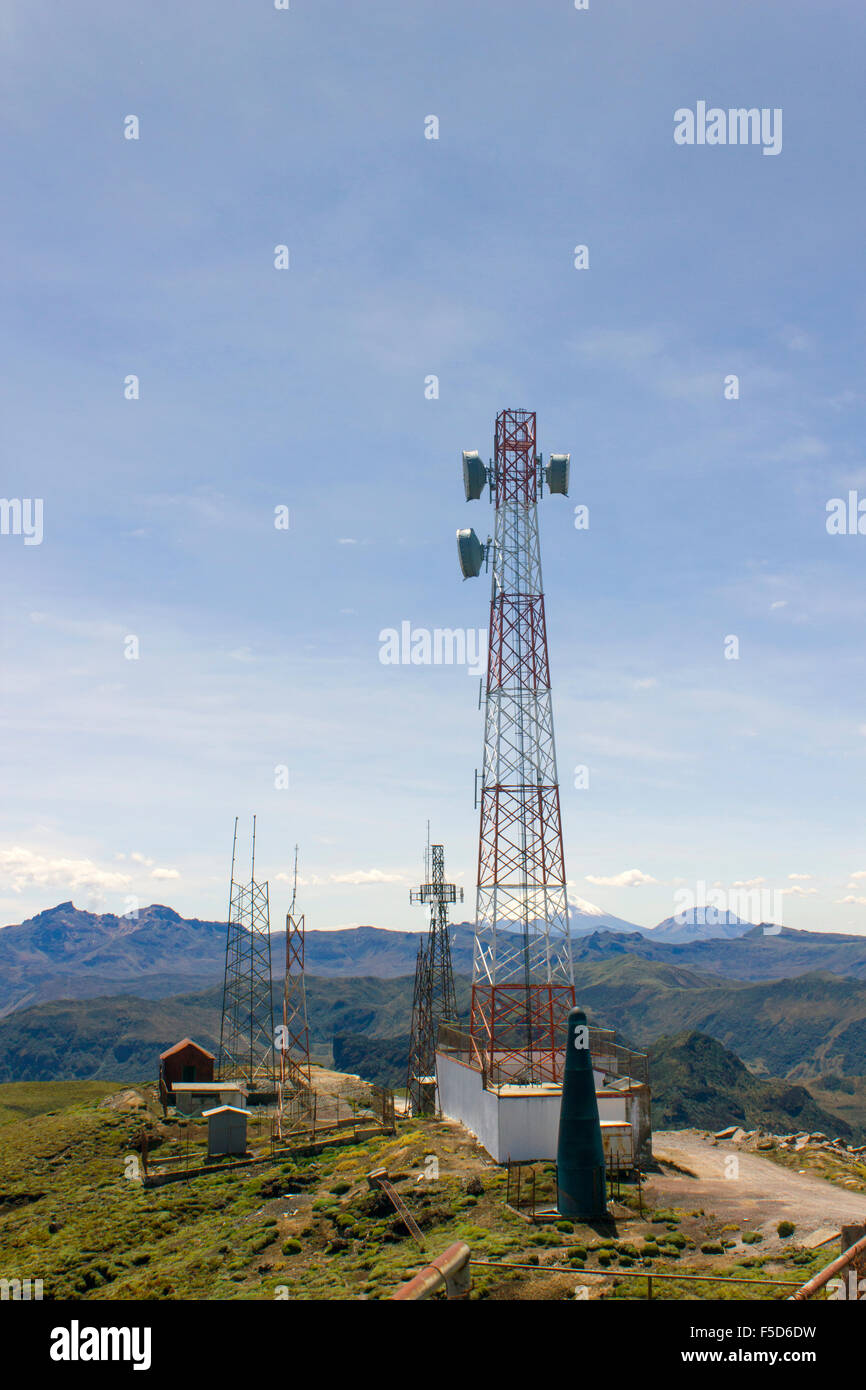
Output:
[{"xmin": 435, "ymin": 1027, "xmax": 651, "ymax": 1166}]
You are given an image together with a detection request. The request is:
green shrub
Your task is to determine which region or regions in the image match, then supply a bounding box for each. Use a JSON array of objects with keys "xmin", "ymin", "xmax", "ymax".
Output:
[
  {"xmin": 640, "ymin": 1242, "xmax": 660, "ymax": 1257},
  {"xmin": 777, "ymin": 1221, "xmax": 796, "ymax": 1239},
  {"xmin": 701, "ymin": 1242, "xmax": 723, "ymax": 1254},
  {"xmin": 742, "ymin": 1232, "xmax": 763, "ymax": 1245},
  {"xmin": 330, "ymin": 1182, "xmax": 351, "ymax": 1196},
  {"xmin": 281, "ymin": 1239, "xmax": 302, "ymax": 1256},
  {"xmin": 556, "ymin": 1220, "xmax": 574, "ymax": 1233}
]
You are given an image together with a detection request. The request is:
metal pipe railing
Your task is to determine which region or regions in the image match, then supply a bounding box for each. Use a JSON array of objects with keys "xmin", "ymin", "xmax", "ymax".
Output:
[
  {"xmin": 389, "ymin": 1242, "xmax": 471, "ymax": 1300},
  {"xmin": 391, "ymin": 1235, "xmax": 866, "ymax": 1302},
  {"xmin": 789, "ymin": 1230, "xmax": 866, "ymax": 1301}
]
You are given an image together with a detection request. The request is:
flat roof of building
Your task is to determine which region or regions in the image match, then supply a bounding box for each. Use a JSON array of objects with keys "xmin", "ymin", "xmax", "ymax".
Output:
[{"xmin": 171, "ymin": 1081, "xmax": 248, "ymax": 1093}]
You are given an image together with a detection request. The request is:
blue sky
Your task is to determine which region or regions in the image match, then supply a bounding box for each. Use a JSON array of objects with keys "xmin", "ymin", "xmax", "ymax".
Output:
[{"xmin": 2, "ymin": 0, "xmax": 866, "ymax": 935}]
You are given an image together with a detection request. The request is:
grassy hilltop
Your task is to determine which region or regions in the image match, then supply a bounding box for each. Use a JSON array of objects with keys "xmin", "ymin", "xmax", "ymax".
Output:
[{"xmin": 0, "ymin": 1078, "xmax": 851, "ymax": 1303}]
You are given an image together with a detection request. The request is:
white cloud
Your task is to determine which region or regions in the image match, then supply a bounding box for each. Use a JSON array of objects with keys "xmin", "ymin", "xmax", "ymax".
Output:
[
  {"xmin": 763, "ymin": 435, "xmax": 828, "ymax": 463},
  {"xmin": 0, "ymin": 846, "xmax": 131, "ymax": 895},
  {"xmin": 151, "ymin": 867, "xmax": 180, "ymax": 881},
  {"xmin": 733, "ymin": 877, "xmax": 765, "ymax": 888},
  {"xmin": 839, "ymin": 895, "xmax": 866, "ymax": 906},
  {"xmin": 779, "ymin": 326, "xmax": 814, "ymax": 353},
  {"xmin": 850, "ymin": 871, "xmax": 866, "ymax": 881},
  {"xmin": 276, "ymin": 868, "xmax": 406, "ymax": 887},
  {"xmin": 788, "ymin": 873, "xmax": 813, "ymax": 880},
  {"xmin": 585, "ymin": 868, "xmax": 657, "ymax": 888},
  {"xmin": 329, "ymin": 869, "xmax": 405, "ymax": 885}
]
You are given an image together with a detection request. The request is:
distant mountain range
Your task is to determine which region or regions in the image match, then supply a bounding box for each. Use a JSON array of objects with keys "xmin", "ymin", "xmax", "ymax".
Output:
[
  {"xmin": 0, "ymin": 973, "xmax": 859, "ymax": 1139},
  {"xmin": 4, "ymin": 937, "xmax": 866, "ymax": 1092},
  {"xmin": 4, "ymin": 898, "xmax": 866, "ymax": 1134},
  {"xmin": 646, "ymin": 908, "xmax": 758, "ymax": 943},
  {"xmin": 0, "ymin": 902, "xmax": 479, "ymax": 1016},
  {"xmin": 572, "ymin": 925, "xmax": 866, "ymax": 982},
  {"xmin": 3, "ymin": 900, "xmax": 866, "ymax": 1019},
  {"xmin": 570, "ymin": 901, "xmax": 762, "ymax": 942},
  {"xmin": 568, "ymin": 898, "xmax": 645, "ymax": 935}
]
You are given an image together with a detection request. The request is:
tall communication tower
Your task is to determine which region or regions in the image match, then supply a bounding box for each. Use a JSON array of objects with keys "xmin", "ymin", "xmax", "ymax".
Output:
[
  {"xmin": 457, "ymin": 408, "xmax": 575, "ymax": 1084},
  {"xmin": 218, "ymin": 816, "xmax": 276, "ymax": 1088},
  {"xmin": 281, "ymin": 845, "xmax": 312, "ymax": 1094},
  {"xmin": 406, "ymin": 838, "xmax": 462, "ymax": 1115}
]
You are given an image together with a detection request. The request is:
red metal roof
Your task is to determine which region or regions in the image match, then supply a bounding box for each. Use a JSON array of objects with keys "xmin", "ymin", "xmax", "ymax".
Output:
[{"xmin": 159, "ymin": 1037, "xmax": 216, "ymax": 1061}]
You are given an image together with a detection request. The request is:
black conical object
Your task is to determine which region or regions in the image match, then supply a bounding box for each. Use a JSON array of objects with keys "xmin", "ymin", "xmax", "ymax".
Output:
[{"xmin": 556, "ymin": 1006, "xmax": 607, "ymax": 1219}]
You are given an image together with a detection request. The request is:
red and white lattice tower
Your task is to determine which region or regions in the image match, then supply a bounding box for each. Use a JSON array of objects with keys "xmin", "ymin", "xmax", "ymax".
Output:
[{"xmin": 457, "ymin": 408, "xmax": 575, "ymax": 1084}]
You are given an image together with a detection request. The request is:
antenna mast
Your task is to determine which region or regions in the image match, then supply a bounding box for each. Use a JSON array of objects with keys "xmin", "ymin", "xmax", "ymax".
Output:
[
  {"xmin": 406, "ymin": 839, "xmax": 462, "ymax": 1116},
  {"xmin": 217, "ymin": 815, "xmax": 276, "ymax": 1090}
]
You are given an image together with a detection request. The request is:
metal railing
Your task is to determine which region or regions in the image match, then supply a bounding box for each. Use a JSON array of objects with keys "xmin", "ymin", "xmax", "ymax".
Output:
[
  {"xmin": 436, "ymin": 1022, "xmax": 648, "ymax": 1087},
  {"xmin": 789, "ymin": 1229, "xmax": 866, "ymax": 1301},
  {"xmin": 389, "ymin": 1243, "xmax": 471, "ymax": 1300},
  {"xmin": 390, "ymin": 1249, "xmax": 807, "ymax": 1300}
]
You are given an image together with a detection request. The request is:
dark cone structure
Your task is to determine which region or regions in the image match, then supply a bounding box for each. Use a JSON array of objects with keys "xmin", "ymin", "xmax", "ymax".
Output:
[{"xmin": 556, "ymin": 1006, "xmax": 607, "ymax": 1219}]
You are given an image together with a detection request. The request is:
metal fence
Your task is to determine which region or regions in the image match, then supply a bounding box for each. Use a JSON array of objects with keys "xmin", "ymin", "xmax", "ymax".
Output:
[
  {"xmin": 437, "ymin": 1022, "xmax": 648, "ymax": 1088},
  {"xmin": 272, "ymin": 1077, "xmax": 396, "ymax": 1147}
]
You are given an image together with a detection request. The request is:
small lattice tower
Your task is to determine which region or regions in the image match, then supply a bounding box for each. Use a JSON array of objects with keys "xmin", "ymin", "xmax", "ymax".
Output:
[
  {"xmin": 406, "ymin": 839, "xmax": 462, "ymax": 1115},
  {"xmin": 281, "ymin": 845, "xmax": 312, "ymax": 1095},
  {"xmin": 217, "ymin": 816, "xmax": 276, "ymax": 1088}
]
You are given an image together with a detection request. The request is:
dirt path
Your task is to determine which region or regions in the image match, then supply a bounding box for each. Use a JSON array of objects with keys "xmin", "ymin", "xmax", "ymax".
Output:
[{"xmin": 650, "ymin": 1130, "xmax": 866, "ymax": 1251}]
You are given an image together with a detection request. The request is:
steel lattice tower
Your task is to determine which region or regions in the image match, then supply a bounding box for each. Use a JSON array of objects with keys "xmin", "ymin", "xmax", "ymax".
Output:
[
  {"xmin": 459, "ymin": 408, "xmax": 575, "ymax": 1084},
  {"xmin": 217, "ymin": 816, "xmax": 276, "ymax": 1088},
  {"xmin": 281, "ymin": 845, "xmax": 312, "ymax": 1094},
  {"xmin": 406, "ymin": 841, "xmax": 461, "ymax": 1115}
]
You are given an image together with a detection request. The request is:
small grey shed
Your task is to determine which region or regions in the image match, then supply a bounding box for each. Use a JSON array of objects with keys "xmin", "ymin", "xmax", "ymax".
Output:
[{"xmin": 202, "ymin": 1105, "xmax": 250, "ymax": 1158}]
